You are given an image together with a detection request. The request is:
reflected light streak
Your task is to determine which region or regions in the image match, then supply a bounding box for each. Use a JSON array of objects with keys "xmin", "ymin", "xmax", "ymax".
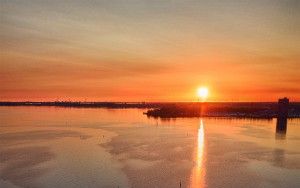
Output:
[{"xmin": 190, "ymin": 119, "xmax": 206, "ymax": 188}]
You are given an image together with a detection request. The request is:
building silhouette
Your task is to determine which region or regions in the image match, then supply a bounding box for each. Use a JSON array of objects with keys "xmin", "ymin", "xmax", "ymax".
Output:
[{"xmin": 276, "ymin": 97, "xmax": 289, "ymax": 134}]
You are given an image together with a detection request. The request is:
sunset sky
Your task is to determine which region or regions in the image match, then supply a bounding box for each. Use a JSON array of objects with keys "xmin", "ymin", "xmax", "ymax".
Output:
[{"xmin": 1, "ymin": 0, "xmax": 299, "ymax": 102}]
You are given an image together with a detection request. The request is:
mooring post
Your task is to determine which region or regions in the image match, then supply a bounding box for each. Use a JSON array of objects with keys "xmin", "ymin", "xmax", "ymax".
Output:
[{"xmin": 276, "ymin": 97, "xmax": 289, "ymax": 133}]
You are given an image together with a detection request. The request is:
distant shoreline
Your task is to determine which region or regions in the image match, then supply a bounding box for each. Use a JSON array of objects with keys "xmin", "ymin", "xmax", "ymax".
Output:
[
  {"xmin": 0, "ymin": 101, "xmax": 160, "ymax": 108},
  {"xmin": 1, "ymin": 101, "xmax": 300, "ymax": 106},
  {"xmin": 1, "ymin": 101, "xmax": 300, "ymax": 119}
]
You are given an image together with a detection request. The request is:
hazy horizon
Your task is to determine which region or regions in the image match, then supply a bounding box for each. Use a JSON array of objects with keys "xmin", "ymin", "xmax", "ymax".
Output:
[{"xmin": 1, "ymin": 100, "xmax": 300, "ymax": 103}]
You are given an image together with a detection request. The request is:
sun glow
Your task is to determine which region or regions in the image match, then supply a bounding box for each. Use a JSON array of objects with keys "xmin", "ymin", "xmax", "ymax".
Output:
[{"xmin": 197, "ymin": 87, "xmax": 209, "ymax": 101}]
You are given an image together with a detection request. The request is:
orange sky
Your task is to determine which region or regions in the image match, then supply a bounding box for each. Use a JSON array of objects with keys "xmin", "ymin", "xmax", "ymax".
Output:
[{"xmin": 1, "ymin": 0, "xmax": 300, "ymax": 102}]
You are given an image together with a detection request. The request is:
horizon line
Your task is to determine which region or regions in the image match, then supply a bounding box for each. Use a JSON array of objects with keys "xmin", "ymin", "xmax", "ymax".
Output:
[{"xmin": 1, "ymin": 100, "xmax": 300, "ymax": 103}]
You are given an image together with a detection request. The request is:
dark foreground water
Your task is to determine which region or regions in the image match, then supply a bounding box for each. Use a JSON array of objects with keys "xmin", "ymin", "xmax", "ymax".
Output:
[{"xmin": 0, "ymin": 107, "xmax": 300, "ymax": 188}]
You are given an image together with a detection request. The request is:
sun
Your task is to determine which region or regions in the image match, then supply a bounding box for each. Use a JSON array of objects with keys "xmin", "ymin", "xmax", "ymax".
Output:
[{"xmin": 197, "ymin": 87, "xmax": 209, "ymax": 101}]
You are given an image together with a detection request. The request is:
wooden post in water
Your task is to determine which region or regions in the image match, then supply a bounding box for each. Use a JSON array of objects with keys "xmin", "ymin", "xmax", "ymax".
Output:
[{"xmin": 276, "ymin": 97, "xmax": 289, "ymax": 133}]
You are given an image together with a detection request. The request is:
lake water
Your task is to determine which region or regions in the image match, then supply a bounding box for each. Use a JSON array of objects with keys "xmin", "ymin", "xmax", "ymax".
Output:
[{"xmin": 0, "ymin": 107, "xmax": 300, "ymax": 188}]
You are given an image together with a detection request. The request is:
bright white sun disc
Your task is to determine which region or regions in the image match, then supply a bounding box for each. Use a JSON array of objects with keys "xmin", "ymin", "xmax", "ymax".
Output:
[{"xmin": 197, "ymin": 87, "xmax": 209, "ymax": 99}]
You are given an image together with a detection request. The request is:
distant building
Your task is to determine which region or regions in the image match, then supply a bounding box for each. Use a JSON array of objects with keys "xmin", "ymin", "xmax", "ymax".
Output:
[
  {"xmin": 278, "ymin": 97, "xmax": 289, "ymax": 118},
  {"xmin": 276, "ymin": 97, "xmax": 289, "ymax": 133}
]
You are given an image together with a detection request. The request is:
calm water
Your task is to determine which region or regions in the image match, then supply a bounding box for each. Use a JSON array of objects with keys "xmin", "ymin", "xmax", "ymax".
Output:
[{"xmin": 0, "ymin": 107, "xmax": 300, "ymax": 188}]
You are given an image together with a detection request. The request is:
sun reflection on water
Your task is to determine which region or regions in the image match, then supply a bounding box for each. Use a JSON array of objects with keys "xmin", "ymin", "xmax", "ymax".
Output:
[{"xmin": 189, "ymin": 119, "xmax": 206, "ymax": 188}]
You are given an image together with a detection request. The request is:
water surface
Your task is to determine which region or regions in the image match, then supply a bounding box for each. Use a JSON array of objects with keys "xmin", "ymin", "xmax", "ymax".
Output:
[{"xmin": 1, "ymin": 107, "xmax": 300, "ymax": 188}]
